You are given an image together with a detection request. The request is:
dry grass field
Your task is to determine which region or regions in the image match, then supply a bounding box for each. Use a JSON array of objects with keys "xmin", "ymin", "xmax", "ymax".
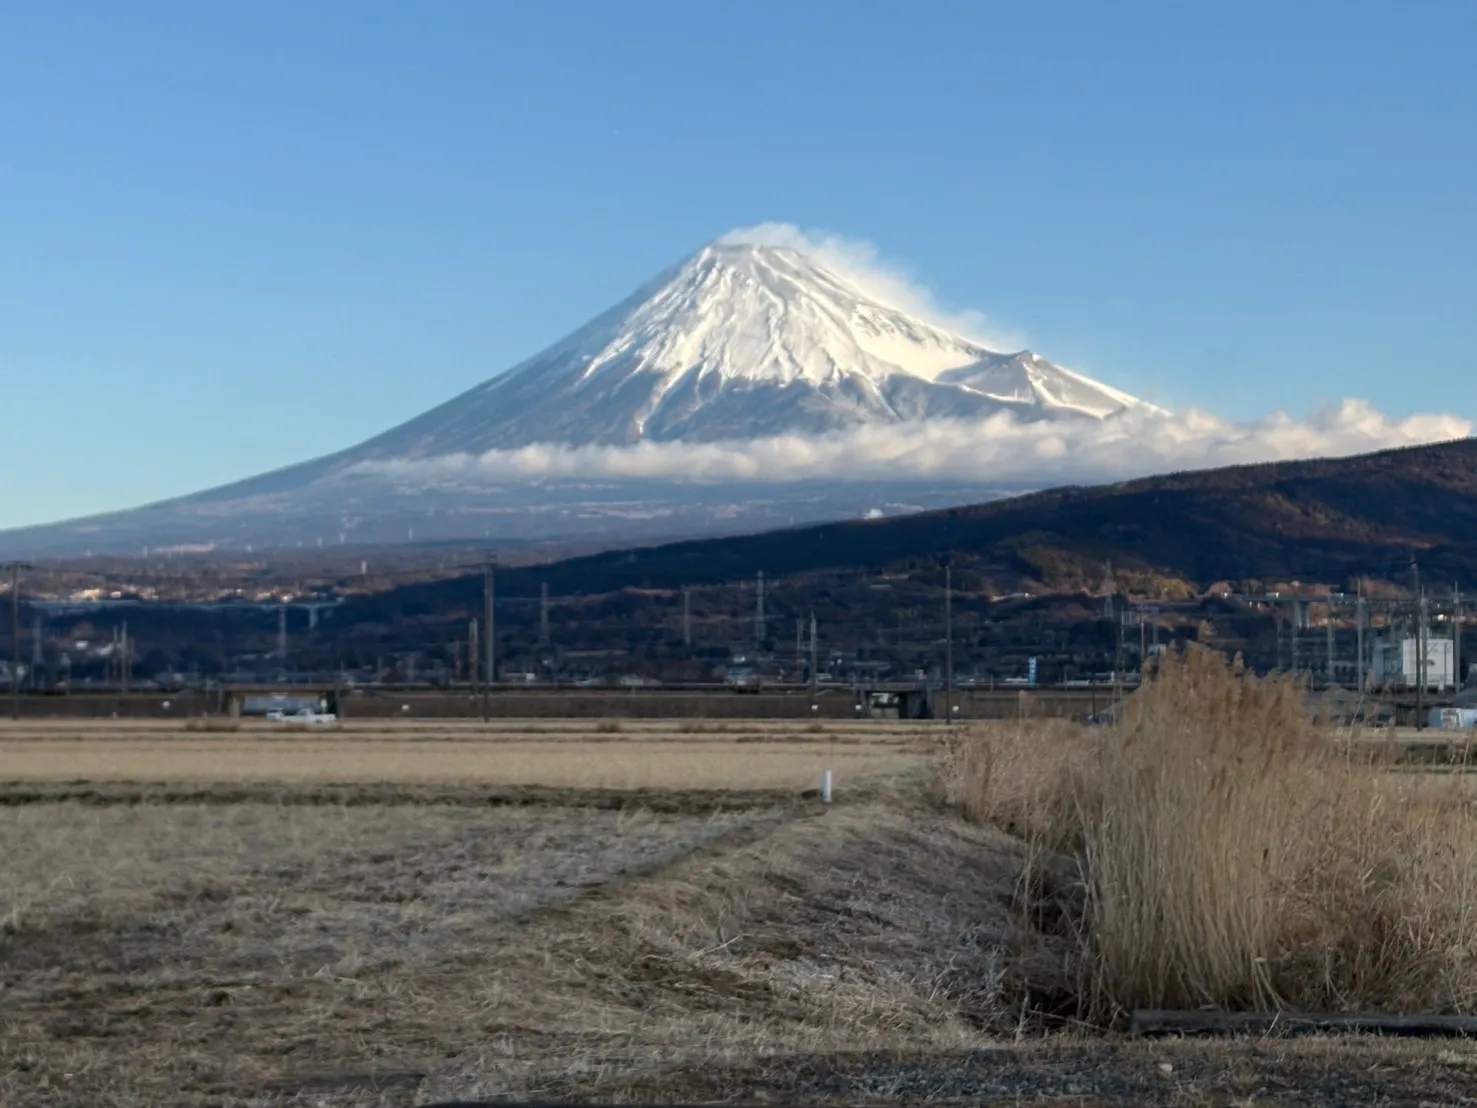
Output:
[
  {"xmin": 0, "ymin": 718, "xmax": 930, "ymax": 791},
  {"xmin": 3, "ymin": 706, "xmax": 1477, "ymax": 1106}
]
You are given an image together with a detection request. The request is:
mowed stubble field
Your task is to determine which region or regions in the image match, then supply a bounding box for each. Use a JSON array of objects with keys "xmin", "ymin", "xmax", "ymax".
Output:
[{"xmin": 2, "ymin": 717, "xmax": 1475, "ymax": 1108}]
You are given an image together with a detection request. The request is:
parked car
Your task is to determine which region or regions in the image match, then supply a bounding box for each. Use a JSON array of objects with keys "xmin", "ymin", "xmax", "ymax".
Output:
[{"xmin": 266, "ymin": 708, "xmax": 337, "ymax": 726}]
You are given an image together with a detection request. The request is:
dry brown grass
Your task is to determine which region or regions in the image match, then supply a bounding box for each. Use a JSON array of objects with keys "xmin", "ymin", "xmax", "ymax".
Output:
[
  {"xmin": 4, "ymin": 709, "xmax": 1476, "ymax": 1105},
  {"xmin": 952, "ymin": 646, "xmax": 1477, "ymax": 1023},
  {"xmin": 0, "ymin": 734, "xmax": 924, "ymax": 790},
  {"xmin": 0, "ymin": 791, "xmax": 1019, "ymax": 1106}
]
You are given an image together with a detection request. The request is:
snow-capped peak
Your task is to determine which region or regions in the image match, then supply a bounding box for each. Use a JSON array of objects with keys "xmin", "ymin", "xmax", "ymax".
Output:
[
  {"xmin": 347, "ymin": 234, "xmax": 1157, "ymax": 459},
  {"xmin": 577, "ymin": 242, "xmax": 991, "ymax": 393}
]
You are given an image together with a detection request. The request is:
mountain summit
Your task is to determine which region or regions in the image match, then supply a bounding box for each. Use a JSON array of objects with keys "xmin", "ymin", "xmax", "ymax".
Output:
[{"xmin": 348, "ymin": 241, "xmax": 1152, "ymax": 460}]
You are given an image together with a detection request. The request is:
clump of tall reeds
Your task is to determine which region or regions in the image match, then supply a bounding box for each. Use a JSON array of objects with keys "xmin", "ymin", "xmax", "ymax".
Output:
[{"xmin": 955, "ymin": 646, "xmax": 1477, "ymax": 1022}]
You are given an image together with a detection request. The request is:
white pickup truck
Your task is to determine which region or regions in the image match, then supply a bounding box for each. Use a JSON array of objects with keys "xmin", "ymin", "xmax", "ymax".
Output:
[{"xmin": 266, "ymin": 708, "xmax": 338, "ymax": 726}]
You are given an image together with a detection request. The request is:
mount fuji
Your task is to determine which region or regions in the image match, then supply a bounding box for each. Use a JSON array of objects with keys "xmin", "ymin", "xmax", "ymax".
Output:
[
  {"xmin": 347, "ymin": 241, "xmax": 1152, "ymax": 459},
  {"xmin": 4, "ymin": 235, "xmax": 1167, "ymax": 556}
]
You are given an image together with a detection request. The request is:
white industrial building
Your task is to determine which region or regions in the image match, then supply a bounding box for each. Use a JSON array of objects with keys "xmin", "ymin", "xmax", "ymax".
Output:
[{"xmin": 1371, "ymin": 635, "xmax": 1456, "ymax": 691}]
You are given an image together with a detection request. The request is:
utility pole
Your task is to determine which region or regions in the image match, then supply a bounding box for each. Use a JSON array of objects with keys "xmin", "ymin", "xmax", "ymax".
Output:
[
  {"xmin": 1326, "ymin": 618, "xmax": 1335, "ymax": 689},
  {"xmin": 469, "ymin": 617, "xmax": 479, "ymax": 695},
  {"xmin": 539, "ymin": 582, "xmax": 550, "ymax": 649},
  {"xmin": 1413, "ymin": 558, "xmax": 1424, "ymax": 731},
  {"xmin": 755, "ymin": 570, "xmax": 765, "ymax": 644},
  {"xmin": 6, "ymin": 562, "xmax": 32, "ymax": 721},
  {"xmin": 1114, "ymin": 600, "xmax": 1125, "ymax": 701},
  {"xmin": 682, "ymin": 586, "xmax": 691, "ymax": 647},
  {"xmin": 1356, "ymin": 579, "xmax": 1366, "ymax": 696},
  {"xmin": 1455, "ymin": 585, "xmax": 1463, "ymax": 693},
  {"xmin": 482, "ymin": 553, "xmax": 496, "ymax": 723},
  {"xmin": 944, "ymin": 563, "xmax": 954, "ymax": 725},
  {"xmin": 809, "ymin": 611, "xmax": 818, "ymax": 711}
]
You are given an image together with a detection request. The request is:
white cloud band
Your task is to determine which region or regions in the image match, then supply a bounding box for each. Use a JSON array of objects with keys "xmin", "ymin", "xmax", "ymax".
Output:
[{"xmin": 344, "ymin": 400, "xmax": 1470, "ymax": 490}]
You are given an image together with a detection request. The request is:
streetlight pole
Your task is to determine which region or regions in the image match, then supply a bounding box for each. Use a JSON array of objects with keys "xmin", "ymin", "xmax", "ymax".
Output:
[{"xmin": 5, "ymin": 562, "xmax": 33, "ymax": 722}]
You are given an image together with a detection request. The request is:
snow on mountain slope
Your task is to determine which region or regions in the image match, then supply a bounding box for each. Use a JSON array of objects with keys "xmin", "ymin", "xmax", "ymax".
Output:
[
  {"xmin": 346, "ymin": 241, "xmax": 1153, "ymax": 461},
  {"xmin": 938, "ymin": 351, "xmax": 1153, "ymax": 419}
]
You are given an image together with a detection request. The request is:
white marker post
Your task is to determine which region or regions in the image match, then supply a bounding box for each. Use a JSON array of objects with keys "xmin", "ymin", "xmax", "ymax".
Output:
[{"xmin": 821, "ymin": 768, "xmax": 833, "ymax": 805}]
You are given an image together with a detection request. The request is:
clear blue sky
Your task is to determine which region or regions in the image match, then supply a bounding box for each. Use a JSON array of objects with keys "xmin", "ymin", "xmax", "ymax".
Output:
[{"xmin": 2, "ymin": 0, "xmax": 1474, "ymax": 529}]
